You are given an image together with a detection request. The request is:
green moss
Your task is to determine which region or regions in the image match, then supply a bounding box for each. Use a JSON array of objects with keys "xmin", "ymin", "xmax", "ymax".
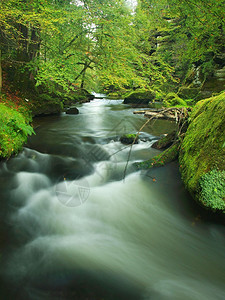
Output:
[
  {"xmin": 135, "ymin": 143, "xmax": 179, "ymax": 170},
  {"xmin": 178, "ymin": 87, "xmax": 201, "ymax": 100},
  {"xmin": 198, "ymin": 169, "xmax": 225, "ymax": 211},
  {"xmin": 163, "ymin": 92, "xmax": 187, "ymax": 107},
  {"xmin": 124, "ymin": 134, "xmax": 136, "ymax": 139},
  {"xmin": 148, "ymin": 102, "xmax": 163, "ymax": 109},
  {"xmin": 120, "ymin": 133, "xmax": 138, "ymax": 144},
  {"xmin": 179, "ymin": 92, "xmax": 225, "ymax": 211},
  {"xmin": 153, "ymin": 131, "xmax": 176, "ymax": 149}
]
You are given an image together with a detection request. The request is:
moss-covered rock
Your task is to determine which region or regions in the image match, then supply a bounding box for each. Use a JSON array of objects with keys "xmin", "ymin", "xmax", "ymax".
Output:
[
  {"xmin": 135, "ymin": 143, "xmax": 179, "ymax": 170},
  {"xmin": 163, "ymin": 92, "xmax": 187, "ymax": 107},
  {"xmin": 178, "ymin": 87, "xmax": 201, "ymax": 100},
  {"xmin": 152, "ymin": 131, "xmax": 176, "ymax": 149},
  {"xmin": 123, "ymin": 90, "xmax": 155, "ymax": 105},
  {"xmin": 63, "ymin": 88, "xmax": 94, "ymax": 106},
  {"xmin": 120, "ymin": 134, "xmax": 138, "ymax": 145},
  {"xmin": 31, "ymin": 94, "xmax": 63, "ymax": 116},
  {"xmin": 179, "ymin": 92, "xmax": 225, "ymax": 212}
]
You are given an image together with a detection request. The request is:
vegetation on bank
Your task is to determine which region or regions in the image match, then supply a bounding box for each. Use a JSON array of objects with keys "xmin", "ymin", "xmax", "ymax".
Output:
[
  {"xmin": 179, "ymin": 92, "xmax": 225, "ymax": 212},
  {"xmin": 0, "ymin": 94, "xmax": 34, "ymax": 158},
  {"xmin": 134, "ymin": 92, "xmax": 225, "ymax": 213}
]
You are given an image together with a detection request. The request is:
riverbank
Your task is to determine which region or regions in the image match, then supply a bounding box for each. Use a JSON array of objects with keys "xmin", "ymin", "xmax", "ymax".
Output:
[
  {"xmin": 0, "ymin": 92, "xmax": 34, "ymax": 158},
  {"xmin": 0, "ymin": 83, "xmax": 95, "ymax": 159},
  {"xmin": 0, "ymin": 97, "xmax": 224, "ymax": 300},
  {"xmin": 135, "ymin": 92, "xmax": 225, "ymax": 214}
]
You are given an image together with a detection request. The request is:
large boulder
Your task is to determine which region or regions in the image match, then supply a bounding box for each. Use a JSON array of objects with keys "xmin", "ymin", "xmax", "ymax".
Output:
[
  {"xmin": 178, "ymin": 87, "xmax": 201, "ymax": 100},
  {"xmin": 32, "ymin": 94, "xmax": 63, "ymax": 116},
  {"xmin": 179, "ymin": 92, "xmax": 225, "ymax": 212},
  {"xmin": 124, "ymin": 90, "xmax": 155, "ymax": 105},
  {"xmin": 64, "ymin": 88, "xmax": 94, "ymax": 106}
]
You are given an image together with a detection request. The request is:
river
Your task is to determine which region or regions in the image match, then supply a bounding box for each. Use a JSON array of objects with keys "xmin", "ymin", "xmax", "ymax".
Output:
[{"xmin": 0, "ymin": 97, "xmax": 224, "ymax": 300}]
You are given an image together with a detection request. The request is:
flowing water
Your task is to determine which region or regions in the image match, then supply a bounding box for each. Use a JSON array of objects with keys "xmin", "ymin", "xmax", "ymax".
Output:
[{"xmin": 0, "ymin": 97, "xmax": 224, "ymax": 300}]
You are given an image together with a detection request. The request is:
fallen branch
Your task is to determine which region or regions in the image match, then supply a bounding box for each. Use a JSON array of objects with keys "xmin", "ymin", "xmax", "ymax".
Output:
[
  {"xmin": 133, "ymin": 107, "xmax": 188, "ymax": 121},
  {"xmin": 123, "ymin": 107, "xmax": 189, "ymax": 180}
]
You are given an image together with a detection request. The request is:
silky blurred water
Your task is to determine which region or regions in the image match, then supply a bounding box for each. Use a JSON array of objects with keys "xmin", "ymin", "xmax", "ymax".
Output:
[{"xmin": 0, "ymin": 97, "xmax": 224, "ymax": 300}]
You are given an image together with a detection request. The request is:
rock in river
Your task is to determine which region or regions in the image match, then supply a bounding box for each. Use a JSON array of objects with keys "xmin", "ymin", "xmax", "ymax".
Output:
[{"xmin": 66, "ymin": 107, "xmax": 79, "ymax": 115}]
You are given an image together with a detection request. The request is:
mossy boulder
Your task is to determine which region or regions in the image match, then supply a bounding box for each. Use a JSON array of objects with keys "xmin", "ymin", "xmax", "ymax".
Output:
[
  {"xmin": 179, "ymin": 92, "xmax": 225, "ymax": 212},
  {"xmin": 123, "ymin": 90, "xmax": 155, "ymax": 105},
  {"xmin": 120, "ymin": 134, "xmax": 138, "ymax": 145},
  {"xmin": 152, "ymin": 131, "xmax": 176, "ymax": 149},
  {"xmin": 163, "ymin": 92, "xmax": 187, "ymax": 107},
  {"xmin": 135, "ymin": 143, "xmax": 179, "ymax": 170},
  {"xmin": 178, "ymin": 87, "xmax": 201, "ymax": 100},
  {"xmin": 63, "ymin": 88, "xmax": 94, "ymax": 106},
  {"xmin": 31, "ymin": 94, "xmax": 63, "ymax": 116}
]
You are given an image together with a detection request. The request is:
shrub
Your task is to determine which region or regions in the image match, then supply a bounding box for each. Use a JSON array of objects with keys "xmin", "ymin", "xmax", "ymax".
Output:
[{"xmin": 0, "ymin": 103, "xmax": 34, "ymax": 158}]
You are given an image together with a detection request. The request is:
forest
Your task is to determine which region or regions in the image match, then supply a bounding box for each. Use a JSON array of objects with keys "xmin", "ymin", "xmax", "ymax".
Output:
[{"xmin": 1, "ymin": 0, "xmax": 224, "ymax": 99}]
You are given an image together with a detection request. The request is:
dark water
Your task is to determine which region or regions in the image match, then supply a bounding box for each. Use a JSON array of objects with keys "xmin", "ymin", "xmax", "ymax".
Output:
[{"xmin": 0, "ymin": 97, "xmax": 225, "ymax": 300}]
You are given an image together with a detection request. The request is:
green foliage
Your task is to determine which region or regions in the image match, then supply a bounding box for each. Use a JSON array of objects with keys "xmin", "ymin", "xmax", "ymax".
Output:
[
  {"xmin": 163, "ymin": 92, "xmax": 187, "ymax": 107},
  {"xmin": 179, "ymin": 92, "xmax": 225, "ymax": 209},
  {"xmin": 0, "ymin": 0, "xmax": 182, "ymax": 96},
  {"xmin": 123, "ymin": 134, "xmax": 136, "ymax": 139},
  {"xmin": 1, "ymin": 0, "xmax": 225, "ymax": 99},
  {"xmin": 138, "ymin": 0, "xmax": 225, "ymax": 89},
  {"xmin": 120, "ymin": 133, "xmax": 139, "ymax": 144},
  {"xmin": 0, "ymin": 103, "xmax": 34, "ymax": 158},
  {"xmin": 198, "ymin": 169, "xmax": 225, "ymax": 212}
]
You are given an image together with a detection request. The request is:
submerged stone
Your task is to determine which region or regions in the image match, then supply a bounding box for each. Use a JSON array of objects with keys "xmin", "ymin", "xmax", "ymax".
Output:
[
  {"xmin": 66, "ymin": 107, "xmax": 79, "ymax": 115},
  {"xmin": 120, "ymin": 134, "xmax": 138, "ymax": 145}
]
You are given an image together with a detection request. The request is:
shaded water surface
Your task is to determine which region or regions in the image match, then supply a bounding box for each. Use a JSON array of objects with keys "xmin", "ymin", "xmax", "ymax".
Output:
[{"xmin": 0, "ymin": 98, "xmax": 225, "ymax": 300}]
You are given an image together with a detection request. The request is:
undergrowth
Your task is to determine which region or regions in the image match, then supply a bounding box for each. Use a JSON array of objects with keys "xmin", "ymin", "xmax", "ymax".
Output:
[{"xmin": 0, "ymin": 95, "xmax": 34, "ymax": 158}]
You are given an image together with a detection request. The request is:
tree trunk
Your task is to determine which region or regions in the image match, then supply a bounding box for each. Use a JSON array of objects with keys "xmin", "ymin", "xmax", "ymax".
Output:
[{"xmin": 0, "ymin": 49, "xmax": 2, "ymax": 93}]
